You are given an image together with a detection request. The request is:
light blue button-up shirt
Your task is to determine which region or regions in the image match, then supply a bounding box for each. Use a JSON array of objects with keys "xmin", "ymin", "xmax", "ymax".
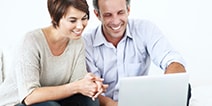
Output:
[{"xmin": 83, "ymin": 19, "xmax": 185, "ymax": 101}]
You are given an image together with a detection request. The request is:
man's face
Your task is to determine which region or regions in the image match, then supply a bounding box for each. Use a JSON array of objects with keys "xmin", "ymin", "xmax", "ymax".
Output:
[{"xmin": 95, "ymin": 0, "xmax": 130, "ymax": 42}]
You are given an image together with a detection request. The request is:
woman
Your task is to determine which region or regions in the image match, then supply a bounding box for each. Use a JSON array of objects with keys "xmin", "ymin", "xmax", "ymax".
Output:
[{"xmin": 0, "ymin": 0, "xmax": 107, "ymax": 105}]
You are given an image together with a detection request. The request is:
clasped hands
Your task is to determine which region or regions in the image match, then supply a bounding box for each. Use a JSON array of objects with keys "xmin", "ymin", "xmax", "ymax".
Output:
[{"xmin": 84, "ymin": 73, "xmax": 108, "ymax": 100}]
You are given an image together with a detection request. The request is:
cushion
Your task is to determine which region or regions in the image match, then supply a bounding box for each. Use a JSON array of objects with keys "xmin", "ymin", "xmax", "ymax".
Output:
[
  {"xmin": 189, "ymin": 85, "xmax": 212, "ymax": 106},
  {"xmin": 0, "ymin": 49, "xmax": 3, "ymax": 84}
]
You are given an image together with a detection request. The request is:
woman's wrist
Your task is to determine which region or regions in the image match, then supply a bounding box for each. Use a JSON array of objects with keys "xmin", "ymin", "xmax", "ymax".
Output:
[{"xmin": 66, "ymin": 82, "xmax": 78, "ymax": 95}]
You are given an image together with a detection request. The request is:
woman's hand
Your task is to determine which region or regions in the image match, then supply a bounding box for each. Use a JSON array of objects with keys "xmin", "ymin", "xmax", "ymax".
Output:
[
  {"xmin": 92, "ymin": 80, "xmax": 108, "ymax": 100},
  {"xmin": 75, "ymin": 73, "xmax": 108, "ymax": 99},
  {"xmin": 75, "ymin": 73, "xmax": 97, "ymax": 98},
  {"xmin": 77, "ymin": 73, "xmax": 108, "ymax": 100}
]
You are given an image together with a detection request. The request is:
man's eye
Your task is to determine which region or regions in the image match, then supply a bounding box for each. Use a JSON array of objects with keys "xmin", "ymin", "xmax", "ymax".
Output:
[
  {"xmin": 119, "ymin": 11, "xmax": 125, "ymax": 15},
  {"xmin": 103, "ymin": 14, "xmax": 111, "ymax": 17},
  {"xmin": 118, "ymin": 10, "xmax": 126, "ymax": 15}
]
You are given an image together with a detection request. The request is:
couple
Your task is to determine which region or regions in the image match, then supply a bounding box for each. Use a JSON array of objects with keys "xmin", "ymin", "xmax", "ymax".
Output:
[{"xmin": 0, "ymin": 0, "xmax": 190, "ymax": 106}]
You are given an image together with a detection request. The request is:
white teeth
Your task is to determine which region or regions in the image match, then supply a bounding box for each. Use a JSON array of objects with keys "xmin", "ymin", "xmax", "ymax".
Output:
[
  {"xmin": 73, "ymin": 31, "xmax": 81, "ymax": 34},
  {"xmin": 111, "ymin": 25, "xmax": 121, "ymax": 30}
]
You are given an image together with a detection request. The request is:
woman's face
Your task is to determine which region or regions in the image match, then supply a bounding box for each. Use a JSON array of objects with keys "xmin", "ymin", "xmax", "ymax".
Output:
[{"xmin": 57, "ymin": 6, "xmax": 88, "ymax": 40}]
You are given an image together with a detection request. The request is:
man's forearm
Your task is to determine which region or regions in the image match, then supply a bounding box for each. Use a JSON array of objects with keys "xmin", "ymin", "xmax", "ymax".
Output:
[{"xmin": 98, "ymin": 95, "xmax": 118, "ymax": 106}]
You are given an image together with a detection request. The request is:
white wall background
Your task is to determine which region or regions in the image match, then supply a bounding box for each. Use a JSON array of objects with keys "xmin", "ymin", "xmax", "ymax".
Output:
[{"xmin": 0, "ymin": 0, "xmax": 212, "ymax": 88}]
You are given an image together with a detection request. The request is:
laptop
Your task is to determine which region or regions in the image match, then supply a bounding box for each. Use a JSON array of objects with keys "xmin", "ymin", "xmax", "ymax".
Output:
[{"xmin": 118, "ymin": 73, "xmax": 189, "ymax": 106}]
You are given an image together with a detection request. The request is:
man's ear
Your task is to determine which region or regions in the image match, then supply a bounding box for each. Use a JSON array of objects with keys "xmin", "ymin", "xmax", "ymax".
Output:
[
  {"xmin": 94, "ymin": 9, "xmax": 101, "ymax": 20},
  {"xmin": 127, "ymin": 5, "xmax": 130, "ymax": 14}
]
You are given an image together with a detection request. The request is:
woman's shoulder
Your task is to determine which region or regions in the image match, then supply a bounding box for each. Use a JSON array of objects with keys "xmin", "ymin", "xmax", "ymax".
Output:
[
  {"xmin": 21, "ymin": 28, "xmax": 45, "ymax": 45},
  {"xmin": 16, "ymin": 28, "xmax": 46, "ymax": 51},
  {"xmin": 24, "ymin": 28, "xmax": 43, "ymax": 39}
]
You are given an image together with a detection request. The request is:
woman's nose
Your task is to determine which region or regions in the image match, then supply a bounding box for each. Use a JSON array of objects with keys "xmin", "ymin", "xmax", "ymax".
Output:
[{"xmin": 76, "ymin": 21, "xmax": 83, "ymax": 29}]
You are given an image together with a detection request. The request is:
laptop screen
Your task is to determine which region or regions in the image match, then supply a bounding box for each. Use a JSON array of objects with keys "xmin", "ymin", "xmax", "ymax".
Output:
[{"xmin": 118, "ymin": 73, "xmax": 189, "ymax": 106}]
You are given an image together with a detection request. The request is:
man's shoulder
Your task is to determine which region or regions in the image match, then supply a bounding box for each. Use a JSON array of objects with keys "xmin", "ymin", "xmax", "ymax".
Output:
[
  {"xmin": 83, "ymin": 24, "xmax": 101, "ymax": 40},
  {"xmin": 127, "ymin": 18, "xmax": 158, "ymax": 34},
  {"xmin": 128, "ymin": 18, "xmax": 154, "ymax": 27},
  {"xmin": 84, "ymin": 24, "xmax": 100, "ymax": 34}
]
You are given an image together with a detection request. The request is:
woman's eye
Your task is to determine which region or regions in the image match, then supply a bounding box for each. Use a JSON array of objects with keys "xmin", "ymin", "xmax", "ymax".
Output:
[
  {"xmin": 82, "ymin": 16, "xmax": 88, "ymax": 20},
  {"xmin": 82, "ymin": 17, "xmax": 88, "ymax": 20},
  {"xmin": 69, "ymin": 20, "xmax": 76, "ymax": 23}
]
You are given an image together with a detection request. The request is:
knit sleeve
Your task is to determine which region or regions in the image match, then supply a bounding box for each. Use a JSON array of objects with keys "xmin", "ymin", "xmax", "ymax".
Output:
[
  {"xmin": 69, "ymin": 38, "xmax": 87, "ymax": 82},
  {"xmin": 15, "ymin": 30, "xmax": 41, "ymax": 103}
]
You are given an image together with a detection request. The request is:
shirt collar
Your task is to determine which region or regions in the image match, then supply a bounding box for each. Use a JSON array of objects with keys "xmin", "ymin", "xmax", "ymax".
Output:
[
  {"xmin": 93, "ymin": 25, "xmax": 106, "ymax": 47},
  {"xmin": 125, "ymin": 24, "xmax": 133, "ymax": 39}
]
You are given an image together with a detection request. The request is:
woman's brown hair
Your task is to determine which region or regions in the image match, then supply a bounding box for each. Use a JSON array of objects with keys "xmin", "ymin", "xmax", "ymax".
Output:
[{"xmin": 47, "ymin": 0, "xmax": 89, "ymax": 28}]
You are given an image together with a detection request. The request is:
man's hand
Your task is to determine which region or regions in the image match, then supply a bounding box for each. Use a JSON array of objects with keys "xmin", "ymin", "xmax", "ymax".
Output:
[{"xmin": 165, "ymin": 62, "xmax": 186, "ymax": 74}]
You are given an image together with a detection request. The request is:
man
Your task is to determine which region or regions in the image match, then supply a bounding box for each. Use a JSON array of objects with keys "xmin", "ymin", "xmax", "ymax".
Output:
[{"xmin": 83, "ymin": 0, "xmax": 191, "ymax": 106}]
